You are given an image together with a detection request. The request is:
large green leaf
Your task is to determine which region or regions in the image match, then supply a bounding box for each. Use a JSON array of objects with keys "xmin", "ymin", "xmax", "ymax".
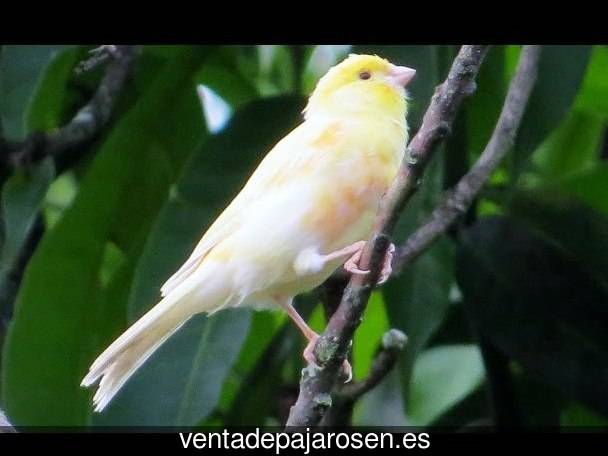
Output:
[
  {"xmin": 92, "ymin": 96, "xmax": 305, "ymax": 426},
  {"xmin": 574, "ymin": 45, "xmax": 608, "ymax": 118},
  {"xmin": 352, "ymin": 292, "xmax": 390, "ymax": 381},
  {"xmin": 457, "ymin": 216, "xmax": 608, "ymax": 416},
  {"xmin": 1, "ymin": 49, "xmax": 208, "ymax": 426},
  {"xmin": 0, "ymin": 45, "xmax": 73, "ymax": 141},
  {"xmin": 550, "ymin": 164, "xmax": 608, "ymax": 217},
  {"xmin": 195, "ymin": 47, "xmax": 259, "ymax": 108},
  {"xmin": 466, "ymin": 46, "xmax": 508, "ymax": 157},
  {"xmin": 513, "ymin": 45, "xmax": 592, "ymax": 175},
  {"xmin": 25, "ymin": 47, "xmax": 80, "ymax": 133},
  {"xmin": 561, "ymin": 402, "xmax": 608, "ymax": 427},
  {"xmin": 0, "ymin": 159, "xmax": 54, "ymax": 278},
  {"xmin": 408, "ymin": 344, "xmax": 485, "ymax": 426},
  {"xmin": 530, "ymin": 109, "xmax": 604, "ymax": 182}
]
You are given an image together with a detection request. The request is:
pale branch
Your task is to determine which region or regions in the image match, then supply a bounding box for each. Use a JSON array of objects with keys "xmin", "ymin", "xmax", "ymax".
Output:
[
  {"xmin": 5, "ymin": 45, "xmax": 138, "ymax": 169},
  {"xmin": 393, "ymin": 45, "xmax": 541, "ymax": 272},
  {"xmin": 286, "ymin": 45, "xmax": 489, "ymax": 427},
  {"xmin": 75, "ymin": 45, "xmax": 121, "ymax": 74}
]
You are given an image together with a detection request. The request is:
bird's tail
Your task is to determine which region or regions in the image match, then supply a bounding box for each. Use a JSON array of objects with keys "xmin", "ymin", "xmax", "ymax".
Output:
[{"xmin": 81, "ymin": 269, "xmax": 225, "ymax": 412}]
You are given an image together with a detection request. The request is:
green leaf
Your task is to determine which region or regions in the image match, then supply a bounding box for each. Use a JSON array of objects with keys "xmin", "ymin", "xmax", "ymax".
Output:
[
  {"xmin": 408, "ymin": 345, "xmax": 484, "ymax": 426},
  {"xmin": 457, "ymin": 216, "xmax": 608, "ymax": 416},
  {"xmin": 353, "ymin": 292, "xmax": 389, "ymax": 381},
  {"xmin": 26, "ymin": 47, "xmax": 80, "ymax": 133},
  {"xmin": 0, "ymin": 45, "xmax": 72, "ymax": 140},
  {"xmin": 195, "ymin": 47, "xmax": 259, "ymax": 108},
  {"xmin": 551, "ymin": 164, "xmax": 608, "ymax": 217},
  {"xmin": 1, "ymin": 49, "xmax": 208, "ymax": 426},
  {"xmin": 574, "ymin": 45, "xmax": 608, "ymax": 118},
  {"xmin": 466, "ymin": 46, "xmax": 508, "ymax": 157},
  {"xmin": 530, "ymin": 110, "xmax": 604, "ymax": 182},
  {"xmin": 94, "ymin": 96, "xmax": 305, "ymax": 426},
  {"xmin": 0, "ymin": 159, "xmax": 54, "ymax": 278},
  {"xmin": 217, "ymin": 310, "xmax": 284, "ymax": 414},
  {"xmin": 256, "ymin": 46, "xmax": 296, "ymax": 96},
  {"xmin": 513, "ymin": 45, "xmax": 592, "ymax": 175},
  {"xmin": 561, "ymin": 402, "xmax": 608, "ymax": 427}
]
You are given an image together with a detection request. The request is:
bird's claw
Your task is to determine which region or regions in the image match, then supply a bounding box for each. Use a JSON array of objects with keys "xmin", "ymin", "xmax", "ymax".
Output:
[
  {"xmin": 377, "ymin": 243, "xmax": 395, "ymax": 285},
  {"xmin": 344, "ymin": 242, "xmax": 395, "ymax": 285}
]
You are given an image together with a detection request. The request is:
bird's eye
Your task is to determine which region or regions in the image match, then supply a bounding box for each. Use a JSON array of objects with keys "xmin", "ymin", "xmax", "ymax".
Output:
[{"xmin": 359, "ymin": 71, "xmax": 371, "ymax": 80}]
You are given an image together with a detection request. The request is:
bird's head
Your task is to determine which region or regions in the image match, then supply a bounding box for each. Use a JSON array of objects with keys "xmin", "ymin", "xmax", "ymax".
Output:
[{"xmin": 304, "ymin": 54, "xmax": 415, "ymax": 122}]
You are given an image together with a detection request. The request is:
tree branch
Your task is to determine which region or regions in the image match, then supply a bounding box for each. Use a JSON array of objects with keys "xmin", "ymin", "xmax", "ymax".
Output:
[
  {"xmin": 286, "ymin": 45, "xmax": 489, "ymax": 427},
  {"xmin": 5, "ymin": 45, "xmax": 138, "ymax": 169},
  {"xmin": 319, "ymin": 329, "xmax": 407, "ymax": 426},
  {"xmin": 75, "ymin": 45, "xmax": 121, "ymax": 74},
  {"xmin": 393, "ymin": 45, "xmax": 541, "ymax": 272}
]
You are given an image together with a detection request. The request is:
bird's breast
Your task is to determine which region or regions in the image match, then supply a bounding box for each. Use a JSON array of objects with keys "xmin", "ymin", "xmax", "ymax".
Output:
[{"xmin": 300, "ymin": 129, "xmax": 404, "ymax": 252}]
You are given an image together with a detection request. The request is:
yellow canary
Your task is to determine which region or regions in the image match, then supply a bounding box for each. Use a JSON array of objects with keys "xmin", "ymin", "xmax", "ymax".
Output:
[{"xmin": 81, "ymin": 54, "xmax": 415, "ymax": 412}]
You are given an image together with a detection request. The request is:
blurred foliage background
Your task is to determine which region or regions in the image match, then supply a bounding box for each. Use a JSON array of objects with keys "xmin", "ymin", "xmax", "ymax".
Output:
[{"xmin": 0, "ymin": 45, "xmax": 607, "ymax": 428}]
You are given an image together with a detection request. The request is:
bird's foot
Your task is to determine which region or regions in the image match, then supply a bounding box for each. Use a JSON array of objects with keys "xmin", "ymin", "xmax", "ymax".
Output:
[
  {"xmin": 343, "ymin": 242, "xmax": 368, "ymax": 275},
  {"xmin": 303, "ymin": 335, "xmax": 353, "ymax": 383},
  {"xmin": 343, "ymin": 242, "xmax": 395, "ymax": 285}
]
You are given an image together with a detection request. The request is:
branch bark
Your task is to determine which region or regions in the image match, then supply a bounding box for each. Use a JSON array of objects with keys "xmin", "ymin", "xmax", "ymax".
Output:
[
  {"xmin": 286, "ymin": 45, "xmax": 489, "ymax": 427},
  {"xmin": 393, "ymin": 45, "xmax": 541, "ymax": 272},
  {"xmin": 320, "ymin": 329, "xmax": 407, "ymax": 426}
]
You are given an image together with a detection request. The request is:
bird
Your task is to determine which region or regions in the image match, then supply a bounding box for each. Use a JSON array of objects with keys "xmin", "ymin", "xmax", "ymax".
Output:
[{"xmin": 81, "ymin": 53, "xmax": 415, "ymax": 412}]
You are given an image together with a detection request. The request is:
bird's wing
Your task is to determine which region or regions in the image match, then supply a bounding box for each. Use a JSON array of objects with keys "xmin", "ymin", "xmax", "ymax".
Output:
[{"xmin": 160, "ymin": 120, "xmax": 331, "ymax": 297}]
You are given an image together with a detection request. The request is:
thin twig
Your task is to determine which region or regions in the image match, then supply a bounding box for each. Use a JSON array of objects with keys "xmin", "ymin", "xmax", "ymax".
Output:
[
  {"xmin": 75, "ymin": 45, "xmax": 120, "ymax": 74},
  {"xmin": 286, "ymin": 45, "xmax": 489, "ymax": 427},
  {"xmin": 393, "ymin": 46, "xmax": 541, "ymax": 272}
]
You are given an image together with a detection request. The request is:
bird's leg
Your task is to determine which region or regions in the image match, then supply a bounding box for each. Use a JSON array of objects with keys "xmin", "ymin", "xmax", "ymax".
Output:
[
  {"xmin": 324, "ymin": 240, "xmax": 396, "ymax": 285},
  {"xmin": 278, "ymin": 296, "xmax": 352, "ymax": 382},
  {"xmin": 322, "ymin": 240, "xmax": 367, "ymax": 274}
]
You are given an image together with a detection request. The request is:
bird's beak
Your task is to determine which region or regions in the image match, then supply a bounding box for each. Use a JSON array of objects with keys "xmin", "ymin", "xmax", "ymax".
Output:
[{"xmin": 388, "ymin": 65, "xmax": 416, "ymax": 87}]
